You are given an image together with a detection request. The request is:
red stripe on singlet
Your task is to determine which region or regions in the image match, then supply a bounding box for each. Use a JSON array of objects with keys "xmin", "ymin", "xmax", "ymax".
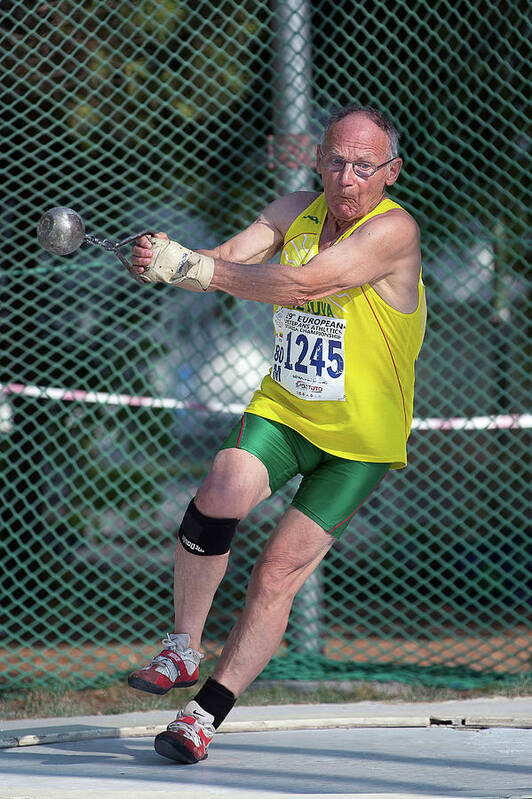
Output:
[{"xmin": 360, "ymin": 286, "xmax": 408, "ymax": 438}]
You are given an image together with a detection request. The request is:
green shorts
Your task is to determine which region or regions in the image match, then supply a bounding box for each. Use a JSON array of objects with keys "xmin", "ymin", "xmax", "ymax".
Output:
[{"xmin": 220, "ymin": 412, "xmax": 389, "ymax": 538}]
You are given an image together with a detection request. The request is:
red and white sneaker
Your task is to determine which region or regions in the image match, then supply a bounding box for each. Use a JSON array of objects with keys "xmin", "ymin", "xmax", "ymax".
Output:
[
  {"xmin": 128, "ymin": 633, "xmax": 203, "ymax": 695},
  {"xmin": 154, "ymin": 700, "xmax": 215, "ymax": 763}
]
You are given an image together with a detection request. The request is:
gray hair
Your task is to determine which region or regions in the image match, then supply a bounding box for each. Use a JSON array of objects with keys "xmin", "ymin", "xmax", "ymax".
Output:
[{"xmin": 320, "ymin": 104, "xmax": 400, "ymax": 159}]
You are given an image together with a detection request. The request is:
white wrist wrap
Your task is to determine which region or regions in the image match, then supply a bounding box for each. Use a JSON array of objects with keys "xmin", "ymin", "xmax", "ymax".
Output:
[{"xmin": 142, "ymin": 237, "xmax": 214, "ymax": 291}]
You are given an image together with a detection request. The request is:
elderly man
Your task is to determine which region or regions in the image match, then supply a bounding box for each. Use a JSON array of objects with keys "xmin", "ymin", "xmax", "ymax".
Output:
[{"xmin": 128, "ymin": 104, "xmax": 426, "ymax": 764}]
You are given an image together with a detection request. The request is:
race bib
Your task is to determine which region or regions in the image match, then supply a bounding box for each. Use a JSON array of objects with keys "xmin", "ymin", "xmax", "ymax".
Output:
[{"xmin": 271, "ymin": 308, "xmax": 346, "ymax": 401}]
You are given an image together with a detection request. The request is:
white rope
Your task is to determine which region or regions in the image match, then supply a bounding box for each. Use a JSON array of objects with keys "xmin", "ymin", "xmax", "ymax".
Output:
[{"xmin": 2, "ymin": 382, "xmax": 530, "ymax": 430}]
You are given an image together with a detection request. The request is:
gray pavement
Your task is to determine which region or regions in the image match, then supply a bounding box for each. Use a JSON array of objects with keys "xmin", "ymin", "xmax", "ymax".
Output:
[{"xmin": 1, "ymin": 697, "xmax": 531, "ymax": 798}]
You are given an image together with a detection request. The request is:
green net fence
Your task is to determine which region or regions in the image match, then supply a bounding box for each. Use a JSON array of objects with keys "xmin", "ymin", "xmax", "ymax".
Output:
[{"xmin": 1, "ymin": 0, "xmax": 530, "ymax": 691}]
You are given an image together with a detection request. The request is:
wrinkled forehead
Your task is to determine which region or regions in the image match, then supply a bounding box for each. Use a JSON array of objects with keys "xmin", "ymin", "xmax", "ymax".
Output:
[{"xmin": 324, "ymin": 113, "xmax": 391, "ymax": 156}]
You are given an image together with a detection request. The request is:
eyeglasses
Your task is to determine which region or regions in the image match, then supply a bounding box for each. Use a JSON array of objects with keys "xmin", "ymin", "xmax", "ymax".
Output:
[{"xmin": 319, "ymin": 147, "xmax": 399, "ymax": 179}]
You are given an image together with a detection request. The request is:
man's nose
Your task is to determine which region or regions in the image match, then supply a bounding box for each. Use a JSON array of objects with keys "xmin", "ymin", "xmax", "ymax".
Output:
[{"xmin": 338, "ymin": 161, "xmax": 356, "ymax": 184}]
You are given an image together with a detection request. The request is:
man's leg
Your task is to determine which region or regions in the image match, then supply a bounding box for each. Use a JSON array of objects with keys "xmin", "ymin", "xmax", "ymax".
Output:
[
  {"xmin": 129, "ymin": 446, "xmax": 271, "ymax": 694},
  {"xmin": 153, "ymin": 505, "xmax": 333, "ymax": 763},
  {"xmin": 173, "ymin": 447, "xmax": 271, "ymax": 649},
  {"xmin": 212, "ymin": 505, "xmax": 334, "ymax": 696}
]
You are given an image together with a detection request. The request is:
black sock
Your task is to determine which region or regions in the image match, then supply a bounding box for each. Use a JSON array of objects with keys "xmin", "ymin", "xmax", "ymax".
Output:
[{"xmin": 193, "ymin": 677, "xmax": 236, "ymax": 729}]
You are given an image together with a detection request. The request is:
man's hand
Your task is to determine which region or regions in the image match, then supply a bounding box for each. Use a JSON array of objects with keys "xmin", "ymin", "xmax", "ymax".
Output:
[{"xmin": 131, "ymin": 233, "xmax": 214, "ymax": 291}]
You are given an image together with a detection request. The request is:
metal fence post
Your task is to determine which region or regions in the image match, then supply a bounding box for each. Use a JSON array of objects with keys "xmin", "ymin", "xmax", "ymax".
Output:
[{"xmin": 272, "ymin": 0, "xmax": 323, "ymax": 655}]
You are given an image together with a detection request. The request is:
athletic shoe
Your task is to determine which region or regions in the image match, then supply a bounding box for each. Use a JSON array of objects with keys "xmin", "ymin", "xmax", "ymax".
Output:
[
  {"xmin": 127, "ymin": 633, "xmax": 203, "ymax": 695},
  {"xmin": 154, "ymin": 700, "xmax": 215, "ymax": 763}
]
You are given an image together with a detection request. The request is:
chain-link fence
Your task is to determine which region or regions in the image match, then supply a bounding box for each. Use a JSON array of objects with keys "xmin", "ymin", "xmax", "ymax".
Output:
[{"xmin": 1, "ymin": 0, "xmax": 530, "ymax": 690}]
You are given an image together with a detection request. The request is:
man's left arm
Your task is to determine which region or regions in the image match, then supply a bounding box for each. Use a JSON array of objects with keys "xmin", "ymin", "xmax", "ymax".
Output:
[{"xmin": 210, "ymin": 210, "xmax": 421, "ymax": 310}]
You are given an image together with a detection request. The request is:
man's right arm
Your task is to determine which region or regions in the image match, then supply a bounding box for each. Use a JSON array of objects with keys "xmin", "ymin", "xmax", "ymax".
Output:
[
  {"xmin": 130, "ymin": 190, "xmax": 317, "ymax": 286},
  {"xmin": 200, "ymin": 191, "xmax": 316, "ymax": 265}
]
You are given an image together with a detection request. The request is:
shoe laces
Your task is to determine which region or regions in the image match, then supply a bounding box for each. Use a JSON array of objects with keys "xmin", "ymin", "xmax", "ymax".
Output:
[
  {"xmin": 168, "ymin": 704, "xmax": 215, "ymax": 742},
  {"xmin": 146, "ymin": 653, "xmax": 178, "ymax": 679},
  {"xmin": 161, "ymin": 634, "xmax": 204, "ymax": 666},
  {"xmin": 168, "ymin": 716, "xmax": 213, "ymax": 746},
  {"xmin": 142, "ymin": 634, "xmax": 203, "ymax": 679},
  {"xmin": 161, "ymin": 633, "xmax": 189, "ymax": 650},
  {"xmin": 162, "ymin": 633, "xmax": 205, "ymax": 666}
]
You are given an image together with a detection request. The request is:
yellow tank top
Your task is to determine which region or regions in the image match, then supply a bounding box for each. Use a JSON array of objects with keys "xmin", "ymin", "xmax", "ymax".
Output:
[{"xmin": 246, "ymin": 194, "xmax": 426, "ymax": 468}]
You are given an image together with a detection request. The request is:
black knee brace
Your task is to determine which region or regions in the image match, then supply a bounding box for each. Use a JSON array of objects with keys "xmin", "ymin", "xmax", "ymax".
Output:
[{"xmin": 178, "ymin": 499, "xmax": 239, "ymax": 556}]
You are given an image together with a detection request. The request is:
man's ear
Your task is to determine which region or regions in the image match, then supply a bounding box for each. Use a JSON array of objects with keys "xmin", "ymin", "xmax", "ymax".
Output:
[
  {"xmin": 315, "ymin": 144, "xmax": 323, "ymax": 176},
  {"xmin": 385, "ymin": 157, "xmax": 402, "ymax": 186}
]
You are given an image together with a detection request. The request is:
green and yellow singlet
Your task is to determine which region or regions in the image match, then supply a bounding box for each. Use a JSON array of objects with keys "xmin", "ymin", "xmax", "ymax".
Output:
[{"xmin": 246, "ymin": 194, "xmax": 426, "ymax": 469}]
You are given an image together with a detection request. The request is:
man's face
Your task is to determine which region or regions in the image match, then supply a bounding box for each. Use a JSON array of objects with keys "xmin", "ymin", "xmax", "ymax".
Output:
[{"xmin": 316, "ymin": 113, "xmax": 402, "ymax": 225}]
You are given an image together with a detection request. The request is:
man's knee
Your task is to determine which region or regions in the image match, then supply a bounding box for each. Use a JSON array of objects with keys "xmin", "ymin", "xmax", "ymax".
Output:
[
  {"xmin": 178, "ymin": 498, "xmax": 239, "ymax": 556},
  {"xmin": 250, "ymin": 552, "xmax": 305, "ymax": 602},
  {"xmin": 198, "ymin": 448, "xmax": 270, "ymax": 518}
]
